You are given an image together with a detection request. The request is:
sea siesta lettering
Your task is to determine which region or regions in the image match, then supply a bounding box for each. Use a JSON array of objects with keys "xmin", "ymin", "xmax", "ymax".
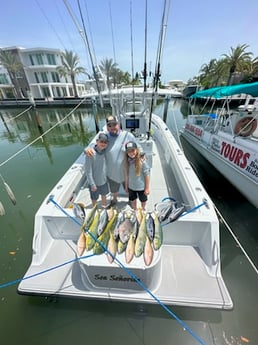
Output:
[{"xmin": 220, "ymin": 141, "xmax": 250, "ymax": 168}]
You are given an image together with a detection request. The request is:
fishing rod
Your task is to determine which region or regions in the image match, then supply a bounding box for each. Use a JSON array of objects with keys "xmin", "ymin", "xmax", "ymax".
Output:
[
  {"xmin": 63, "ymin": 0, "xmax": 105, "ymax": 133},
  {"xmin": 129, "ymin": 0, "xmax": 136, "ymax": 114},
  {"xmin": 148, "ymin": 0, "xmax": 171, "ymax": 139},
  {"xmin": 143, "ymin": 0, "xmax": 148, "ymax": 92}
]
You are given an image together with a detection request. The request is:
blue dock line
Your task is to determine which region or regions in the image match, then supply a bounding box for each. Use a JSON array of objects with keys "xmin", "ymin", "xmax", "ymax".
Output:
[
  {"xmin": 49, "ymin": 196, "xmax": 206, "ymax": 345},
  {"xmin": 1, "ymin": 195, "xmax": 207, "ymax": 345},
  {"xmin": 0, "ymin": 254, "xmax": 96, "ymax": 289}
]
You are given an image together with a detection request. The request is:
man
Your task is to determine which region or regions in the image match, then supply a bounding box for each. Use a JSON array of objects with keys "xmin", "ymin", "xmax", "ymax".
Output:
[{"xmin": 84, "ymin": 115, "xmax": 140, "ymax": 204}]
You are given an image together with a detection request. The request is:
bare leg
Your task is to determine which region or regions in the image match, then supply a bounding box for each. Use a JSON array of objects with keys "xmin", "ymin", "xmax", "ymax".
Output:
[
  {"xmin": 141, "ymin": 201, "xmax": 146, "ymax": 210},
  {"xmin": 92, "ymin": 200, "xmax": 97, "ymax": 207},
  {"xmin": 101, "ymin": 195, "xmax": 107, "ymax": 206},
  {"xmin": 131, "ymin": 199, "xmax": 137, "ymax": 210},
  {"xmin": 112, "ymin": 192, "xmax": 118, "ymax": 203}
]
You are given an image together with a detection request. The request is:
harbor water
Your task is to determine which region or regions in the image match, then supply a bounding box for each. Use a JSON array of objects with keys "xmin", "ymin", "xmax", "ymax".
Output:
[{"xmin": 0, "ymin": 99, "xmax": 257, "ymax": 345}]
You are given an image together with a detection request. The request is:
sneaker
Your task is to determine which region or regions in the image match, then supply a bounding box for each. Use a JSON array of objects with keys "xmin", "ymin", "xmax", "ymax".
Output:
[{"xmin": 110, "ymin": 199, "xmax": 117, "ymax": 206}]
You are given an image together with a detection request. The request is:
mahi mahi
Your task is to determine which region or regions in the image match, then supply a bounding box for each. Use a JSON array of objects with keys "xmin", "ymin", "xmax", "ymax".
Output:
[
  {"xmin": 97, "ymin": 208, "xmax": 109, "ymax": 236},
  {"xmin": 85, "ymin": 209, "xmax": 100, "ymax": 251},
  {"xmin": 134, "ymin": 212, "xmax": 147, "ymax": 257},
  {"xmin": 153, "ymin": 211, "xmax": 163, "ymax": 250},
  {"xmin": 93, "ymin": 210, "xmax": 118, "ymax": 255},
  {"xmin": 84, "ymin": 204, "xmax": 98, "ymax": 228}
]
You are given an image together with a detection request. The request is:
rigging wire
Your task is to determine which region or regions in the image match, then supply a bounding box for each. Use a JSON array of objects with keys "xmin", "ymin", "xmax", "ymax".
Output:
[
  {"xmin": 63, "ymin": 0, "xmax": 104, "ymax": 111},
  {"xmin": 109, "ymin": 0, "xmax": 117, "ymax": 64},
  {"xmin": 53, "ymin": 0, "xmax": 76, "ymax": 51},
  {"xmin": 0, "ymin": 106, "xmax": 32, "ymax": 125},
  {"xmin": 82, "ymin": 0, "xmax": 98, "ymax": 74},
  {"xmin": 215, "ymin": 205, "xmax": 258, "ymax": 275},
  {"xmin": 0, "ymin": 98, "xmax": 86, "ymax": 169},
  {"xmin": 34, "ymin": 0, "xmax": 67, "ymax": 50}
]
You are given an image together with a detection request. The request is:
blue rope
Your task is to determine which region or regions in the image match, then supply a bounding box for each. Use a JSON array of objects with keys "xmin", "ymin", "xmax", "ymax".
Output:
[
  {"xmin": 1, "ymin": 195, "xmax": 206, "ymax": 345},
  {"xmin": 49, "ymin": 196, "xmax": 206, "ymax": 345},
  {"xmin": 180, "ymin": 199, "xmax": 208, "ymax": 218},
  {"xmin": 160, "ymin": 198, "xmax": 208, "ymax": 227},
  {"xmin": 0, "ymin": 254, "xmax": 96, "ymax": 289}
]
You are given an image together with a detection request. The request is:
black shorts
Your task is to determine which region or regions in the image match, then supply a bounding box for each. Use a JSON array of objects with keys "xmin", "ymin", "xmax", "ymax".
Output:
[{"xmin": 128, "ymin": 188, "xmax": 147, "ymax": 202}]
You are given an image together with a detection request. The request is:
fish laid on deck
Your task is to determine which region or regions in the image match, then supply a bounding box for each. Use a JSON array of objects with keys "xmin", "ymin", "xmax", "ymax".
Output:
[{"xmin": 75, "ymin": 203, "xmax": 168, "ymax": 265}]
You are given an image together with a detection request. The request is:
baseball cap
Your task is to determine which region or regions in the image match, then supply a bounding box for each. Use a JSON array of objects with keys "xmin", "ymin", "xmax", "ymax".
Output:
[
  {"xmin": 125, "ymin": 141, "xmax": 137, "ymax": 150},
  {"xmin": 106, "ymin": 115, "xmax": 118, "ymax": 125},
  {"xmin": 97, "ymin": 133, "xmax": 108, "ymax": 143}
]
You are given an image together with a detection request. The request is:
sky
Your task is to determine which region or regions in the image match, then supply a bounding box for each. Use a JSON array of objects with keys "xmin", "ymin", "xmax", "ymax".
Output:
[{"xmin": 0, "ymin": 0, "xmax": 258, "ymax": 84}]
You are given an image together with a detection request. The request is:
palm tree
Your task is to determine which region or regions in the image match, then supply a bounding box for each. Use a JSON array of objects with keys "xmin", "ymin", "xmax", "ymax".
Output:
[
  {"xmin": 222, "ymin": 44, "xmax": 253, "ymax": 85},
  {"xmin": 199, "ymin": 59, "xmax": 218, "ymax": 88},
  {"xmin": 99, "ymin": 58, "xmax": 118, "ymax": 89},
  {"xmin": 56, "ymin": 50, "xmax": 86, "ymax": 97},
  {"xmin": 241, "ymin": 57, "xmax": 258, "ymax": 83},
  {"xmin": 199, "ymin": 58, "xmax": 229, "ymax": 88},
  {"xmin": 0, "ymin": 49, "xmax": 24, "ymax": 98}
]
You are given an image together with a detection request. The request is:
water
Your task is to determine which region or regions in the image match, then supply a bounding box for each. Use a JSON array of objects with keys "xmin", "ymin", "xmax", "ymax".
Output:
[{"xmin": 0, "ymin": 101, "xmax": 257, "ymax": 345}]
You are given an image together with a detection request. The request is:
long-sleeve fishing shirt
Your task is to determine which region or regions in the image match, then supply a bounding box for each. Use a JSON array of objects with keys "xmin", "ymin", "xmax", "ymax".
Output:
[
  {"xmin": 88, "ymin": 130, "xmax": 140, "ymax": 183},
  {"xmin": 85, "ymin": 146, "xmax": 107, "ymax": 188},
  {"xmin": 127, "ymin": 158, "xmax": 150, "ymax": 191}
]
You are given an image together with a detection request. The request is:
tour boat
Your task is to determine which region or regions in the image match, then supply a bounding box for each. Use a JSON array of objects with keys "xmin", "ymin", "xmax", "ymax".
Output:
[{"xmin": 181, "ymin": 82, "xmax": 258, "ymax": 208}]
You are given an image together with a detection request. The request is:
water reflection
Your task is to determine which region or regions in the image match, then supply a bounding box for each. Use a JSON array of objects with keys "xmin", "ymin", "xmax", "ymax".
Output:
[{"xmin": 0, "ymin": 99, "xmax": 257, "ymax": 345}]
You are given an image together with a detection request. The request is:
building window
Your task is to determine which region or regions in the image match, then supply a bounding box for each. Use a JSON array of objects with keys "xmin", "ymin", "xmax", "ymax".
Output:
[
  {"xmin": 47, "ymin": 54, "xmax": 56, "ymax": 65},
  {"xmin": 69, "ymin": 87, "xmax": 74, "ymax": 96},
  {"xmin": 51, "ymin": 72, "xmax": 60, "ymax": 82},
  {"xmin": 36, "ymin": 54, "xmax": 44, "ymax": 65},
  {"xmin": 41, "ymin": 72, "xmax": 48, "ymax": 83},
  {"xmin": 62, "ymin": 87, "xmax": 67, "ymax": 96},
  {"xmin": 0, "ymin": 73, "xmax": 8, "ymax": 84},
  {"xmin": 42, "ymin": 87, "xmax": 51, "ymax": 97},
  {"xmin": 56, "ymin": 87, "xmax": 61, "ymax": 97},
  {"xmin": 34, "ymin": 72, "xmax": 39, "ymax": 83},
  {"xmin": 29, "ymin": 55, "xmax": 34, "ymax": 65}
]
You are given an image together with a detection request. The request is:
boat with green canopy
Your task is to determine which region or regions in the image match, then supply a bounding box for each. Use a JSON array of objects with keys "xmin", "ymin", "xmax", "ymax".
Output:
[{"xmin": 181, "ymin": 82, "xmax": 258, "ymax": 208}]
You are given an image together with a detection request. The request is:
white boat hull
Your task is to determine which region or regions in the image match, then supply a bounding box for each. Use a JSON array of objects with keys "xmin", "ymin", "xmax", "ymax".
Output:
[
  {"xmin": 181, "ymin": 121, "xmax": 258, "ymax": 208},
  {"xmin": 18, "ymin": 114, "xmax": 232, "ymax": 309}
]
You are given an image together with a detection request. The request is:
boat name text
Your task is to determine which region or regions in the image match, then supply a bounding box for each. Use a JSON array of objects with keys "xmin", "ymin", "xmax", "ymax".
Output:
[
  {"xmin": 94, "ymin": 274, "xmax": 136, "ymax": 283},
  {"xmin": 185, "ymin": 124, "xmax": 203, "ymax": 137},
  {"xmin": 220, "ymin": 141, "xmax": 250, "ymax": 168}
]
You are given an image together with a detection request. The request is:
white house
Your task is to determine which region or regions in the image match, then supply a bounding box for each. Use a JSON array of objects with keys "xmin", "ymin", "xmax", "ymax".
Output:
[{"xmin": 0, "ymin": 46, "xmax": 88, "ymax": 100}]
